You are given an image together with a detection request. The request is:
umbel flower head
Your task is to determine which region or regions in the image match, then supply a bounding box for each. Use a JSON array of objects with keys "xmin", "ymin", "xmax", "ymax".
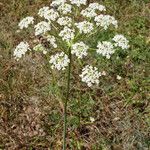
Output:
[
  {"xmin": 70, "ymin": 0, "xmax": 87, "ymax": 7},
  {"xmin": 80, "ymin": 65, "xmax": 101, "ymax": 87},
  {"xmin": 57, "ymin": 16, "xmax": 72, "ymax": 27},
  {"xmin": 81, "ymin": 3, "xmax": 106, "ymax": 18},
  {"xmin": 75, "ymin": 21, "xmax": 94, "ymax": 34},
  {"xmin": 97, "ymin": 41, "xmax": 114, "ymax": 59},
  {"xmin": 81, "ymin": 7, "xmax": 97, "ymax": 18},
  {"xmin": 88, "ymin": 3, "xmax": 106, "ymax": 11},
  {"xmin": 58, "ymin": 3, "xmax": 72, "ymax": 15},
  {"xmin": 38, "ymin": 7, "xmax": 49, "ymax": 18},
  {"xmin": 51, "ymin": 0, "xmax": 66, "ymax": 7},
  {"xmin": 34, "ymin": 21, "xmax": 51, "ymax": 36},
  {"xmin": 38, "ymin": 7, "xmax": 59, "ymax": 21},
  {"xmin": 18, "ymin": 16, "xmax": 34, "ymax": 29},
  {"xmin": 59, "ymin": 26, "xmax": 75, "ymax": 42},
  {"xmin": 113, "ymin": 34, "xmax": 130, "ymax": 49},
  {"xmin": 14, "ymin": 42, "xmax": 30, "ymax": 60},
  {"xmin": 95, "ymin": 14, "xmax": 118, "ymax": 30},
  {"xmin": 49, "ymin": 52, "xmax": 70, "ymax": 70},
  {"xmin": 71, "ymin": 42, "xmax": 89, "ymax": 59}
]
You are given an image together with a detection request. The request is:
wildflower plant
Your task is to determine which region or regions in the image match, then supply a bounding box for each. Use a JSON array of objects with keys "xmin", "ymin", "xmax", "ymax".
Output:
[{"xmin": 13, "ymin": 0, "xmax": 130, "ymax": 149}]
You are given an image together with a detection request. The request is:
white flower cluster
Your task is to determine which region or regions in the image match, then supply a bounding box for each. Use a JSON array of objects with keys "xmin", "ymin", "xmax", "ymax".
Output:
[
  {"xmin": 88, "ymin": 3, "xmax": 106, "ymax": 11},
  {"xmin": 71, "ymin": 42, "xmax": 89, "ymax": 59},
  {"xmin": 75, "ymin": 21, "xmax": 94, "ymax": 34},
  {"xmin": 18, "ymin": 16, "xmax": 34, "ymax": 29},
  {"xmin": 70, "ymin": 0, "xmax": 87, "ymax": 7},
  {"xmin": 51, "ymin": 0, "xmax": 66, "ymax": 7},
  {"xmin": 80, "ymin": 65, "xmax": 101, "ymax": 87},
  {"xmin": 57, "ymin": 16, "xmax": 72, "ymax": 27},
  {"xmin": 113, "ymin": 34, "xmax": 129, "ymax": 49},
  {"xmin": 95, "ymin": 14, "xmax": 118, "ymax": 30},
  {"xmin": 81, "ymin": 3, "xmax": 106, "ymax": 18},
  {"xmin": 38, "ymin": 7, "xmax": 49, "ymax": 18},
  {"xmin": 34, "ymin": 21, "xmax": 51, "ymax": 36},
  {"xmin": 81, "ymin": 7, "xmax": 97, "ymax": 18},
  {"xmin": 38, "ymin": 7, "xmax": 59, "ymax": 21},
  {"xmin": 49, "ymin": 52, "xmax": 70, "ymax": 70},
  {"xmin": 33, "ymin": 44, "xmax": 48, "ymax": 54},
  {"xmin": 58, "ymin": 3, "xmax": 72, "ymax": 14},
  {"xmin": 59, "ymin": 26, "xmax": 75, "ymax": 42},
  {"xmin": 97, "ymin": 41, "xmax": 115, "ymax": 59},
  {"xmin": 46, "ymin": 35, "xmax": 57, "ymax": 48},
  {"xmin": 14, "ymin": 42, "xmax": 30, "ymax": 60}
]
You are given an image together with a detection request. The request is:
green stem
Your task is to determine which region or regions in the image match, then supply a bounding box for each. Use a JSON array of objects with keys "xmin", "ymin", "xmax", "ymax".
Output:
[
  {"xmin": 63, "ymin": 47, "xmax": 72, "ymax": 150},
  {"xmin": 78, "ymin": 92, "xmax": 82, "ymax": 128}
]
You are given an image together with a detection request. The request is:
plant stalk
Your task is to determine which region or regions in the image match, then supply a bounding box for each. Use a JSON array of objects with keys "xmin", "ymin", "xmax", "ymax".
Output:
[{"xmin": 63, "ymin": 47, "xmax": 72, "ymax": 150}]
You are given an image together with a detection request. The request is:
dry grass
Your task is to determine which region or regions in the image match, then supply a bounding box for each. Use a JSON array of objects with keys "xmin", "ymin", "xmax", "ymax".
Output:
[{"xmin": 0, "ymin": 0, "xmax": 150, "ymax": 149}]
